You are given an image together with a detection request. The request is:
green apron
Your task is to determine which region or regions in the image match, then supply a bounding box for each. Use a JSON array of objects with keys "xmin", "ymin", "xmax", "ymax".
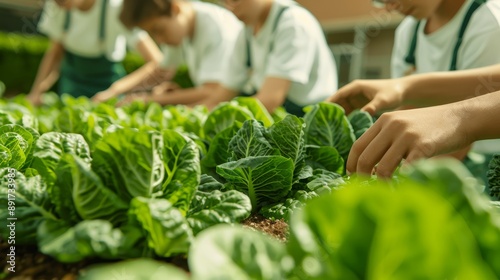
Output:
[{"xmin": 58, "ymin": 0, "xmax": 126, "ymax": 98}]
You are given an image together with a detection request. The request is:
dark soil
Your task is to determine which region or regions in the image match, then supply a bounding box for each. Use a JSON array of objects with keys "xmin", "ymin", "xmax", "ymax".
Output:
[
  {"xmin": 0, "ymin": 215, "xmax": 288, "ymax": 280},
  {"xmin": 242, "ymin": 214, "xmax": 289, "ymax": 242}
]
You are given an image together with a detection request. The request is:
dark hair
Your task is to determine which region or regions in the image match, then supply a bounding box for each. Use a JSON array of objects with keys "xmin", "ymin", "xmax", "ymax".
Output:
[{"xmin": 120, "ymin": 0, "xmax": 173, "ymax": 29}]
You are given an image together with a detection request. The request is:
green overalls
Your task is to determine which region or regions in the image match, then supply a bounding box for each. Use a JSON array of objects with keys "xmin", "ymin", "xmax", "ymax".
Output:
[
  {"xmin": 59, "ymin": 0, "xmax": 126, "ymax": 98},
  {"xmin": 242, "ymin": 5, "xmax": 306, "ymax": 117},
  {"xmin": 404, "ymin": 0, "xmax": 486, "ymax": 71}
]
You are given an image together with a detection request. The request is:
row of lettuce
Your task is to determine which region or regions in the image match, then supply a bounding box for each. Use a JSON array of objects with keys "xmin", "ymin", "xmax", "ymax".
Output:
[
  {"xmin": 84, "ymin": 160, "xmax": 500, "ymax": 279},
  {"xmin": 2, "ymin": 93, "xmax": 500, "ymax": 279},
  {"xmin": 0, "ymin": 93, "xmax": 370, "ymax": 261}
]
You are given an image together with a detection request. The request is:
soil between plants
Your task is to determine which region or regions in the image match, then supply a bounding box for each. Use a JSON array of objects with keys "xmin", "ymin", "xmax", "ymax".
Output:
[{"xmin": 0, "ymin": 214, "xmax": 288, "ymax": 280}]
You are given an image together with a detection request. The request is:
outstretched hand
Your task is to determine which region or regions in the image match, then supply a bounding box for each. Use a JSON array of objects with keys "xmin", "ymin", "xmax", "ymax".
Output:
[{"xmin": 327, "ymin": 79, "xmax": 407, "ymax": 115}]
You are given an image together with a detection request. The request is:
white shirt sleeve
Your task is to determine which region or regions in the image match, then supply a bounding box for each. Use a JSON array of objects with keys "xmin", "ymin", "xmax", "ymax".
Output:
[
  {"xmin": 265, "ymin": 12, "xmax": 315, "ymax": 84},
  {"xmin": 391, "ymin": 17, "xmax": 417, "ymax": 78},
  {"xmin": 222, "ymin": 30, "xmax": 249, "ymax": 91},
  {"xmin": 124, "ymin": 27, "xmax": 149, "ymax": 50},
  {"xmin": 37, "ymin": 0, "xmax": 65, "ymax": 41}
]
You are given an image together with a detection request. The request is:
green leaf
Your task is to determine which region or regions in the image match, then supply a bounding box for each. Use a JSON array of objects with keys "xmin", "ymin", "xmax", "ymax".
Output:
[
  {"xmin": 0, "ymin": 124, "xmax": 39, "ymax": 170},
  {"xmin": 160, "ymin": 130, "xmax": 201, "ymax": 216},
  {"xmin": 487, "ymin": 154, "xmax": 500, "ymax": 200},
  {"xmin": 201, "ymin": 123, "xmax": 242, "ymax": 169},
  {"xmin": 68, "ymin": 155, "xmax": 129, "ymax": 224},
  {"xmin": 303, "ymin": 102, "xmax": 355, "ymax": 160},
  {"xmin": 260, "ymin": 198, "xmax": 303, "ymax": 221},
  {"xmin": 37, "ymin": 219, "xmax": 126, "ymax": 263},
  {"xmin": 217, "ymin": 156, "xmax": 294, "ymax": 210},
  {"xmin": 229, "ymin": 120, "xmax": 276, "ymax": 161},
  {"xmin": 129, "ymin": 197, "xmax": 193, "ymax": 257},
  {"xmin": 287, "ymin": 179, "xmax": 497, "ymax": 280},
  {"xmin": 188, "ymin": 189, "xmax": 251, "ymax": 235},
  {"xmin": 348, "ymin": 110, "xmax": 374, "ymax": 139},
  {"xmin": 267, "ymin": 115, "xmax": 306, "ymax": 182},
  {"xmin": 306, "ymin": 145, "xmax": 345, "ymax": 175},
  {"xmin": 0, "ymin": 168, "xmax": 56, "ymax": 244},
  {"xmin": 203, "ymin": 103, "xmax": 254, "ymax": 141},
  {"xmin": 92, "ymin": 128, "xmax": 164, "ymax": 201},
  {"xmin": 189, "ymin": 225, "xmax": 288, "ymax": 280},
  {"xmin": 232, "ymin": 97, "xmax": 274, "ymax": 127},
  {"xmin": 31, "ymin": 132, "xmax": 91, "ymax": 186},
  {"xmin": 79, "ymin": 259, "xmax": 190, "ymax": 280}
]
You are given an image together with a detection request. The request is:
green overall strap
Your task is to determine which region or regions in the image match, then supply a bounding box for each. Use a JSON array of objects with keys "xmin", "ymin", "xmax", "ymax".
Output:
[
  {"xmin": 449, "ymin": 0, "xmax": 487, "ymax": 70},
  {"xmin": 405, "ymin": 0, "xmax": 486, "ymax": 71},
  {"xmin": 246, "ymin": 6, "xmax": 290, "ymax": 68},
  {"xmin": 404, "ymin": 21, "xmax": 421, "ymax": 66},
  {"xmin": 64, "ymin": 0, "xmax": 108, "ymax": 44}
]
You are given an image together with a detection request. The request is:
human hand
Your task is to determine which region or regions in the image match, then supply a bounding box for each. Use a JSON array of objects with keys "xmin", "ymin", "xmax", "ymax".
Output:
[
  {"xmin": 327, "ymin": 79, "xmax": 407, "ymax": 115},
  {"xmin": 116, "ymin": 92, "xmax": 150, "ymax": 107},
  {"xmin": 27, "ymin": 93, "xmax": 43, "ymax": 107},
  {"xmin": 92, "ymin": 89, "xmax": 117, "ymax": 103},
  {"xmin": 152, "ymin": 82, "xmax": 179, "ymax": 96},
  {"xmin": 346, "ymin": 103, "xmax": 470, "ymax": 178}
]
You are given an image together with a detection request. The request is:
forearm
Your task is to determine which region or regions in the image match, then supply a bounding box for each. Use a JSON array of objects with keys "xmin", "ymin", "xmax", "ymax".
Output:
[
  {"xmin": 254, "ymin": 77, "xmax": 290, "ymax": 113},
  {"xmin": 403, "ymin": 64, "xmax": 500, "ymax": 107},
  {"xmin": 459, "ymin": 90, "xmax": 500, "ymax": 144},
  {"xmin": 136, "ymin": 36, "xmax": 163, "ymax": 63},
  {"xmin": 150, "ymin": 86, "xmax": 211, "ymax": 106},
  {"xmin": 109, "ymin": 61, "xmax": 158, "ymax": 95},
  {"xmin": 30, "ymin": 42, "xmax": 64, "ymax": 95}
]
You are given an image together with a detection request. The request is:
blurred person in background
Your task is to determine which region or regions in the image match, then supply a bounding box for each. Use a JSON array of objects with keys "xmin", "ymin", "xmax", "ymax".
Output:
[
  {"xmin": 27, "ymin": 0, "xmax": 162, "ymax": 103},
  {"xmin": 96, "ymin": 0, "xmax": 243, "ymax": 106},
  {"xmin": 332, "ymin": 0, "xmax": 500, "ymax": 181},
  {"xmin": 198, "ymin": 0, "xmax": 338, "ymax": 116}
]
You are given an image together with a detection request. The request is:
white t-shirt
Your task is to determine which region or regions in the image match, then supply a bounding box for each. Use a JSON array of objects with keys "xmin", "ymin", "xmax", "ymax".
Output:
[
  {"xmin": 160, "ymin": 2, "xmax": 243, "ymax": 86},
  {"xmin": 392, "ymin": 0, "xmax": 500, "ymax": 154},
  {"xmin": 223, "ymin": 0, "xmax": 338, "ymax": 107},
  {"xmin": 38, "ymin": 0, "xmax": 147, "ymax": 62}
]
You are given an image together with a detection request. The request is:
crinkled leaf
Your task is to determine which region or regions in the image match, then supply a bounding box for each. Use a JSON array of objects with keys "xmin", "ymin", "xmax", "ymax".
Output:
[
  {"xmin": 229, "ymin": 120, "xmax": 276, "ymax": 161},
  {"xmin": 260, "ymin": 198, "xmax": 303, "ymax": 221},
  {"xmin": 306, "ymin": 145, "xmax": 345, "ymax": 175},
  {"xmin": 267, "ymin": 115, "xmax": 306, "ymax": 182},
  {"xmin": 232, "ymin": 97, "xmax": 274, "ymax": 127},
  {"xmin": 128, "ymin": 197, "xmax": 193, "ymax": 257},
  {"xmin": 303, "ymin": 103, "xmax": 355, "ymax": 160},
  {"xmin": 203, "ymin": 103, "xmax": 254, "ymax": 141},
  {"xmin": 217, "ymin": 156, "xmax": 293, "ymax": 210},
  {"xmin": 38, "ymin": 219, "xmax": 126, "ymax": 263},
  {"xmin": 92, "ymin": 128, "xmax": 164, "ymax": 201},
  {"xmin": 202, "ymin": 123, "xmax": 242, "ymax": 169},
  {"xmin": 188, "ymin": 189, "xmax": 251, "ymax": 235},
  {"xmin": 348, "ymin": 110, "xmax": 374, "ymax": 139},
  {"xmin": 31, "ymin": 132, "xmax": 91, "ymax": 186},
  {"xmin": 160, "ymin": 130, "xmax": 201, "ymax": 216}
]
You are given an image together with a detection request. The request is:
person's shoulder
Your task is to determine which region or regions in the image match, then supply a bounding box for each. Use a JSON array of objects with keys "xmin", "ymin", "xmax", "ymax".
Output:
[
  {"xmin": 395, "ymin": 17, "xmax": 418, "ymax": 34},
  {"xmin": 469, "ymin": 0, "xmax": 500, "ymax": 29},
  {"xmin": 194, "ymin": 2, "xmax": 243, "ymax": 37}
]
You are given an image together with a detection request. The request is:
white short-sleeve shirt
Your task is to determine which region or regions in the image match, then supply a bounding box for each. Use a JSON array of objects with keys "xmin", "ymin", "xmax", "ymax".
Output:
[
  {"xmin": 223, "ymin": 0, "xmax": 338, "ymax": 107},
  {"xmin": 391, "ymin": 0, "xmax": 500, "ymax": 154},
  {"xmin": 38, "ymin": 0, "xmax": 147, "ymax": 62},
  {"xmin": 160, "ymin": 2, "xmax": 243, "ymax": 87}
]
